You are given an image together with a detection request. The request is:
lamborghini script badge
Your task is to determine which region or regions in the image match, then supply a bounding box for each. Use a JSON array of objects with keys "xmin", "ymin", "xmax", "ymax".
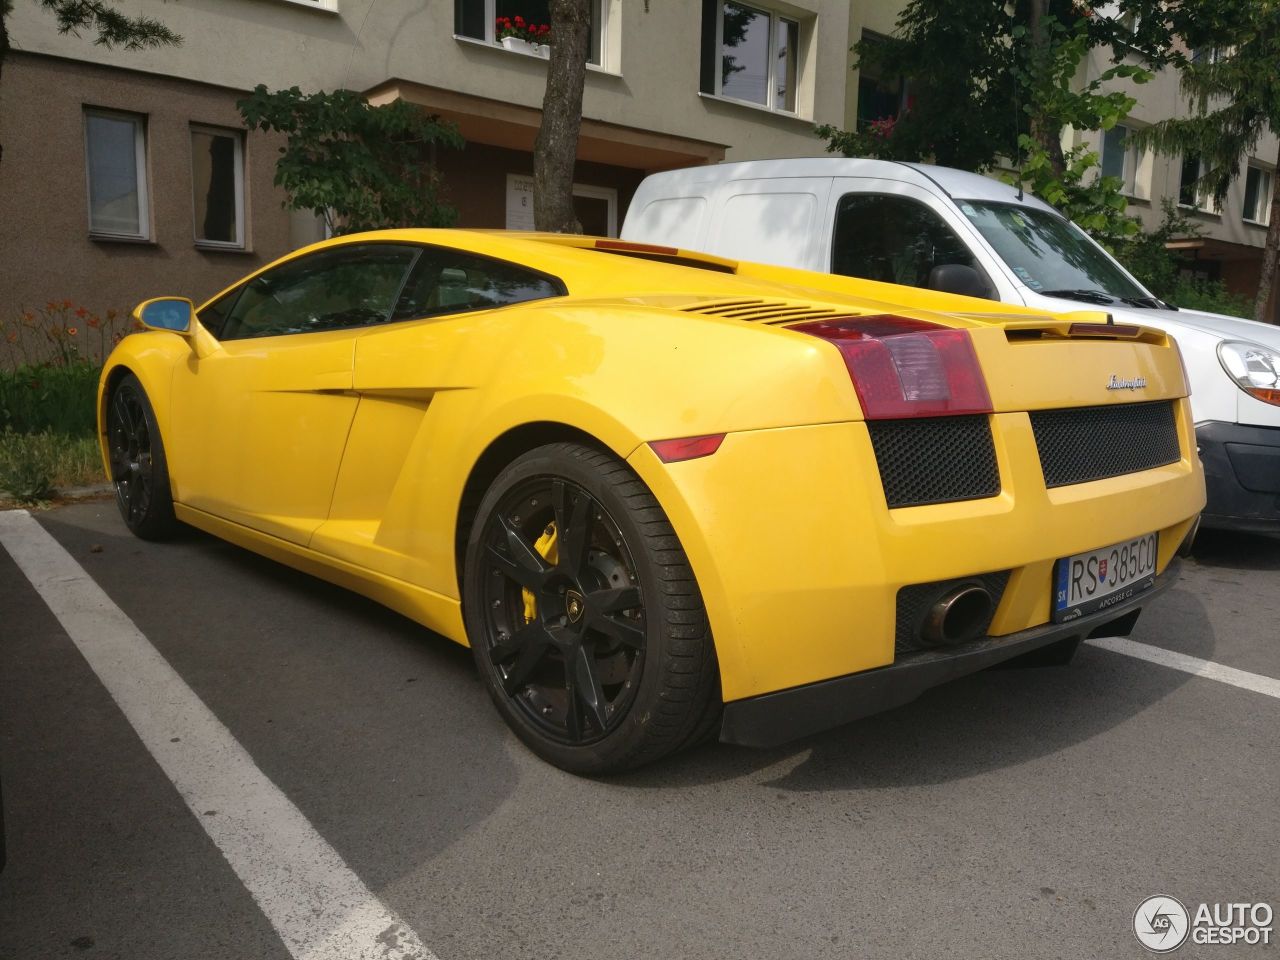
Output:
[{"xmin": 1107, "ymin": 374, "xmax": 1148, "ymax": 390}]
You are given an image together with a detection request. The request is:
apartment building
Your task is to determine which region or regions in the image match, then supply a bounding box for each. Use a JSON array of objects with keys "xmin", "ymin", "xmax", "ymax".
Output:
[
  {"xmin": 0, "ymin": 0, "xmax": 851, "ymax": 319},
  {"xmin": 1071, "ymin": 42, "xmax": 1278, "ymax": 320}
]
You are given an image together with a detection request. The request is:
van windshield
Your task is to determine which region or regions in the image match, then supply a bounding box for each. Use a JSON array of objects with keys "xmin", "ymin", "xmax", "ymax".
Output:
[{"xmin": 957, "ymin": 200, "xmax": 1151, "ymax": 302}]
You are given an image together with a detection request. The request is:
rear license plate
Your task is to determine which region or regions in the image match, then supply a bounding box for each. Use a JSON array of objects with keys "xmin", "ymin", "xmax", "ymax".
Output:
[{"xmin": 1052, "ymin": 532, "xmax": 1158, "ymax": 623}]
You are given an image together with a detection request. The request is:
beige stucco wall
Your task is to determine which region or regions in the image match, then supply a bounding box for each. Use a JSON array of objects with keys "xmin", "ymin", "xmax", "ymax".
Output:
[
  {"xmin": 0, "ymin": 53, "xmax": 296, "ymax": 327},
  {"xmin": 7, "ymin": 0, "xmax": 851, "ymax": 162}
]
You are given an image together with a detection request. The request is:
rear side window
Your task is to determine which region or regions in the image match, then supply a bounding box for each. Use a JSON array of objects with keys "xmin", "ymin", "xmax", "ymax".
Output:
[
  {"xmin": 390, "ymin": 247, "xmax": 565, "ymax": 321},
  {"xmin": 219, "ymin": 244, "xmax": 420, "ymax": 340},
  {"xmin": 831, "ymin": 193, "xmax": 979, "ymax": 288}
]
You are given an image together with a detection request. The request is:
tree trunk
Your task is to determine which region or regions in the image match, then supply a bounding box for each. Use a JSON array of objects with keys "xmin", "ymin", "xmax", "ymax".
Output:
[
  {"xmin": 1026, "ymin": 0, "xmax": 1066, "ymax": 178},
  {"xmin": 533, "ymin": 0, "xmax": 590, "ymax": 233},
  {"xmin": 1255, "ymin": 140, "xmax": 1280, "ymax": 324}
]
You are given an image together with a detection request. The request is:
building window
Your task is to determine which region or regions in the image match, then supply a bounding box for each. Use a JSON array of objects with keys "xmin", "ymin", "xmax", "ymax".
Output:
[
  {"xmin": 702, "ymin": 2, "xmax": 800, "ymax": 113},
  {"xmin": 191, "ymin": 126, "xmax": 246, "ymax": 248},
  {"xmin": 1243, "ymin": 165, "xmax": 1273, "ymax": 225},
  {"xmin": 1178, "ymin": 153, "xmax": 1215, "ymax": 211},
  {"xmin": 856, "ymin": 32, "xmax": 909, "ymax": 131},
  {"xmin": 84, "ymin": 109, "xmax": 149, "ymax": 240},
  {"xmin": 1100, "ymin": 123, "xmax": 1142, "ymax": 196},
  {"xmin": 455, "ymin": 0, "xmax": 604, "ymax": 66}
]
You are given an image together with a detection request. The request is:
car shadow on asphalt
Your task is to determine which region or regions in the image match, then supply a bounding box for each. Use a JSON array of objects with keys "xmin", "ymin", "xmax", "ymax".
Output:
[
  {"xmin": 36, "ymin": 509, "xmax": 520, "ymax": 891},
  {"xmin": 1189, "ymin": 528, "xmax": 1280, "ymax": 571},
  {"xmin": 617, "ymin": 586, "xmax": 1216, "ymax": 793}
]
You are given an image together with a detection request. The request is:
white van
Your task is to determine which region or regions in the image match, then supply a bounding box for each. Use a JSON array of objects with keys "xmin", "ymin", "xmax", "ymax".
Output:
[{"xmin": 622, "ymin": 157, "xmax": 1280, "ymax": 533}]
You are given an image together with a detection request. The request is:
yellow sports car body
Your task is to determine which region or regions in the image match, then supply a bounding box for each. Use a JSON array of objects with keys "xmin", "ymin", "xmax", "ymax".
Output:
[{"xmin": 100, "ymin": 230, "xmax": 1205, "ymax": 772}]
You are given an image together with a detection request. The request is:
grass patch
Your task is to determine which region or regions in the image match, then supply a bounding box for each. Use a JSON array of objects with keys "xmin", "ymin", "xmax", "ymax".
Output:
[
  {"xmin": 0, "ymin": 430, "xmax": 106, "ymax": 504},
  {"xmin": 0, "ymin": 360, "xmax": 100, "ymax": 435}
]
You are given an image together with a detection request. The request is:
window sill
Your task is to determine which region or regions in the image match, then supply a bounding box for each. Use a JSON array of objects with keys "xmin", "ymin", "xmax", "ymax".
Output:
[
  {"xmin": 1177, "ymin": 203, "xmax": 1221, "ymax": 218},
  {"xmin": 89, "ymin": 233, "xmax": 155, "ymax": 246},
  {"xmin": 195, "ymin": 241, "xmax": 252, "ymax": 254},
  {"xmin": 266, "ymin": 0, "xmax": 339, "ymax": 14},
  {"xmin": 697, "ymin": 91, "xmax": 810, "ymax": 124},
  {"xmin": 1243, "ymin": 217, "xmax": 1271, "ymax": 229},
  {"xmin": 452, "ymin": 35, "xmax": 620, "ymax": 77}
]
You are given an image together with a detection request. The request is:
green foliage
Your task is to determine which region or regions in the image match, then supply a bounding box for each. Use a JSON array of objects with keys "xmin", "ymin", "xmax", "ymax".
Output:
[
  {"xmin": 0, "ymin": 360, "xmax": 100, "ymax": 435},
  {"xmin": 35, "ymin": 0, "xmax": 181, "ymax": 49},
  {"xmin": 238, "ymin": 86, "xmax": 465, "ymax": 235},
  {"xmin": 1111, "ymin": 201, "xmax": 1251, "ymax": 318},
  {"xmin": 0, "ymin": 430, "xmax": 104, "ymax": 503},
  {"xmin": 1011, "ymin": 138, "xmax": 1140, "ymax": 246}
]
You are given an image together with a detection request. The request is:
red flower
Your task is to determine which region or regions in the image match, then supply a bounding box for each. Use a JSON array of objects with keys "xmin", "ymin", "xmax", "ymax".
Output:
[
  {"xmin": 45, "ymin": 300, "xmax": 57, "ymax": 311},
  {"xmin": 514, "ymin": 15, "xmax": 525, "ymax": 26},
  {"xmin": 67, "ymin": 326, "xmax": 78, "ymax": 336},
  {"xmin": 88, "ymin": 316, "xmax": 101, "ymax": 329},
  {"xmin": 61, "ymin": 298, "xmax": 73, "ymax": 309},
  {"xmin": 75, "ymin": 306, "xmax": 88, "ymax": 318}
]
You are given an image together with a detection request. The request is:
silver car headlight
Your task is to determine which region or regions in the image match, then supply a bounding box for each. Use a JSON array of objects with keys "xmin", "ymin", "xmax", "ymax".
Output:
[{"xmin": 1217, "ymin": 340, "xmax": 1280, "ymax": 406}]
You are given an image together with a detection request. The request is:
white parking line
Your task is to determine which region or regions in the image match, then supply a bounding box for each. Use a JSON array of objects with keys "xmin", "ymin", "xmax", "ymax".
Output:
[
  {"xmin": 0, "ymin": 510, "xmax": 437, "ymax": 960},
  {"xmin": 1088, "ymin": 635, "xmax": 1280, "ymax": 699}
]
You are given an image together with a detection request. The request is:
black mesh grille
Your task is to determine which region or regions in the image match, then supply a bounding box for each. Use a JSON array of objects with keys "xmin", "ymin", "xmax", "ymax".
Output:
[
  {"xmin": 867, "ymin": 416, "xmax": 1000, "ymax": 508},
  {"xmin": 895, "ymin": 571, "xmax": 1011, "ymax": 655},
  {"xmin": 1030, "ymin": 401, "xmax": 1180, "ymax": 488}
]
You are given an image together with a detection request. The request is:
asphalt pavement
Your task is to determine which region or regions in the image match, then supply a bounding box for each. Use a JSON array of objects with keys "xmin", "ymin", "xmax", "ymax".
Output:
[{"xmin": 1, "ymin": 501, "xmax": 1277, "ymax": 960}]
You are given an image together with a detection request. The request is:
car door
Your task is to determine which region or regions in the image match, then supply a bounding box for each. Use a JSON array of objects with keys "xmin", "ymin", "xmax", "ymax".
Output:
[
  {"xmin": 822, "ymin": 179, "xmax": 1021, "ymax": 302},
  {"xmin": 168, "ymin": 243, "xmax": 421, "ymax": 545}
]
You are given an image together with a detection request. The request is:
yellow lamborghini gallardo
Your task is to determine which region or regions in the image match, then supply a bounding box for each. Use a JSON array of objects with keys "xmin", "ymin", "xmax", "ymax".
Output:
[{"xmin": 100, "ymin": 230, "xmax": 1204, "ymax": 772}]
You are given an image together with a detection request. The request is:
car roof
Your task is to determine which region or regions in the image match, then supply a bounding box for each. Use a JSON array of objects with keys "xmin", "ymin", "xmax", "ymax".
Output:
[{"xmin": 635, "ymin": 158, "xmax": 1059, "ymax": 215}]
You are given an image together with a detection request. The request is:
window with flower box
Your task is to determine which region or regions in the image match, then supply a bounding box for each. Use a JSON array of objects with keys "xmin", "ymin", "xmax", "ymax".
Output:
[
  {"xmin": 455, "ymin": 0, "xmax": 605, "ymax": 66},
  {"xmin": 699, "ymin": 1, "xmax": 802, "ymax": 114}
]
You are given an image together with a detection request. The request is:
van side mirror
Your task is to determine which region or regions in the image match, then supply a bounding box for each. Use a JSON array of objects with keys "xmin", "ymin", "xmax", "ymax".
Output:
[
  {"xmin": 927, "ymin": 264, "xmax": 993, "ymax": 300},
  {"xmin": 133, "ymin": 297, "xmax": 195, "ymax": 335}
]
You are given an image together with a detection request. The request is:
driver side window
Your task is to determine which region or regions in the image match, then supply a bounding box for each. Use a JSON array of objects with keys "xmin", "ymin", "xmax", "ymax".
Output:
[
  {"xmin": 831, "ymin": 193, "xmax": 979, "ymax": 289},
  {"xmin": 219, "ymin": 244, "xmax": 420, "ymax": 341}
]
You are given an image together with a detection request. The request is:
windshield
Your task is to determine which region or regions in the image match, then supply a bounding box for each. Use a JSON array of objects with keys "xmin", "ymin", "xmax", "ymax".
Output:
[{"xmin": 957, "ymin": 200, "xmax": 1150, "ymax": 301}]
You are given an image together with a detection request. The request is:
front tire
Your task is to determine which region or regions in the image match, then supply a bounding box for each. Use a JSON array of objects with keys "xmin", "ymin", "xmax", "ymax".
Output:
[
  {"xmin": 463, "ymin": 442, "xmax": 720, "ymax": 774},
  {"xmin": 107, "ymin": 373, "xmax": 178, "ymax": 541}
]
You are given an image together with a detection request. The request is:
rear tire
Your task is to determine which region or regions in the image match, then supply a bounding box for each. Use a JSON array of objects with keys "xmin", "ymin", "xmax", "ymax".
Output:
[
  {"xmin": 463, "ymin": 442, "xmax": 720, "ymax": 774},
  {"xmin": 106, "ymin": 373, "xmax": 178, "ymax": 541}
]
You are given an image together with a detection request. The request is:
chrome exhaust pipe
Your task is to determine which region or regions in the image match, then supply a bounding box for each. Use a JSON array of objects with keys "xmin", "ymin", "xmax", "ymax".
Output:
[{"xmin": 921, "ymin": 585, "xmax": 993, "ymax": 646}]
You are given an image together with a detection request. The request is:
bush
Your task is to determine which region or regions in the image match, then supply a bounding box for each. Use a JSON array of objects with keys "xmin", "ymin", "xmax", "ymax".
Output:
[{"xmin": 0, "ymin": 430, "xmax": 104, "ymax": 504}]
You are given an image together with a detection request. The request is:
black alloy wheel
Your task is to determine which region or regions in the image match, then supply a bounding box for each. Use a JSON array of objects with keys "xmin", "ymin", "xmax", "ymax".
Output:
[
  {"xmin": 107, "ymin": 374, "xmax": 177, "ymax": 540},
  {"xmin": 464, "ymin": 443, "xmax": 720, "ymax": 773}
]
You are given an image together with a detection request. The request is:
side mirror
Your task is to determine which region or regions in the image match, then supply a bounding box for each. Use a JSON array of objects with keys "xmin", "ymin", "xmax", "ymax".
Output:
[
  {"xmin": 133, "ymin": 297, "xmax": 196, "ymax": 335},
  {"xmin": 927, "ymin": 264, "xmax": 994, "ymax": 300}
]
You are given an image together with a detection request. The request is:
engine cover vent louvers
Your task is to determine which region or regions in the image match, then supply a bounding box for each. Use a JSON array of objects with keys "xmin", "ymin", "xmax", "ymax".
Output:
[
  {"xmin": 867, "ymin": 415, "xmax": 1001, "ymax": 508},
  {"xmin": 680, "ymin": 299, "xmax": 842, "ymax": 325},
  {"xmin": 1030, "ymin": 400, "xmax": 1180, "ymax": 488}
]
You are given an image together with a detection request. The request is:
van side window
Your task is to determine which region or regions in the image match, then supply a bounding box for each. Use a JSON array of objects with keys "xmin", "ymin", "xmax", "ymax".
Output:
[{"xmin": 831, "ymin": 193, "xmax": 979, "ymax": 289}]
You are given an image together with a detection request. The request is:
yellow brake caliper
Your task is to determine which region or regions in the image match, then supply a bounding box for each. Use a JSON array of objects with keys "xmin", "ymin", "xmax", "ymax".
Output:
[{"xmin": 522, "ymin": 522, "xmax": 560, "ymax": 622}]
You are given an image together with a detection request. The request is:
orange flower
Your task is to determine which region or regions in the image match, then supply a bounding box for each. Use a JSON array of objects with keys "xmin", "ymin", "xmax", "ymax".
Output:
[
  {"xmin": 88, "ymin": 316, "xmax": 101, "ymax": 329},
  {"xmin": 6, "ymin": 333, "xmax": 17, "ymax": 344},
  {"xmin": 45, "ymin": 300, "xmax": 57, "ymax": 311},
  {"xmin": 75, "ymin": 306, "xmax": 88, "ymax": 318},
  {"xmin": 61, "ymin": 298, "xmax": 73, "ymax": 309},
  {"xmin": 67, "ymin": 326, "xmax": 78, "ymax": 336}
]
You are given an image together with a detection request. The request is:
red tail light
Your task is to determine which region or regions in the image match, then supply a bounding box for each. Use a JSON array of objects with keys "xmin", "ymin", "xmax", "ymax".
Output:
[
  {"xmin": 792, "ymin": 316, "xmax": 992, "ymax": 420},
  {"xmin": 649, "ymin": 433, "xmax": 726, "ymax": 463}
]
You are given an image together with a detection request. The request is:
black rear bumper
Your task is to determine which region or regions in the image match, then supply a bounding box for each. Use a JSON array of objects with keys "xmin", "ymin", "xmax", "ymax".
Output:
[
  {"xmin": 719, "ymin": 559, "xmax": 1181, "ymax": 749},
  {"xmin": 1198, "ymin": 420, "xmax": 1280, "ymax": 533}
]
